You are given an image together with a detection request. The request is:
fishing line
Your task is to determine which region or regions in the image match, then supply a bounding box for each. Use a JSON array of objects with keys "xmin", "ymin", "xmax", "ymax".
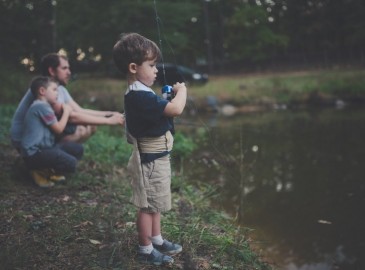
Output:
[
  {"xmin": 153, "ymin": 0, "xmax": 167, "ymax": 85},
  {"xmin": 151, "ymin": 0, "xmax": 232, "ymax": 163},
  {"xmin": 153, "ymin": 0, "xmax": 189, "ymax": 85},
  {"xmin": 151, "ymin": 3, "xmax": 257, "ymax": 222}
]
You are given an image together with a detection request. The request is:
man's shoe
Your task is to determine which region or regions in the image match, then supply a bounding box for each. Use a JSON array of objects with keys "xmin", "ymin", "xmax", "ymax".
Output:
[
  {"xmin": 153, "ymin": 239, "xmax": 182, "ymax": 255},
  {"xmin": 30, "ymin": 170, "xmax": 54, "ymax": 188},
  {"xmin": 138, "ymin": 248, "xmax": 174, "ymax": 266}
]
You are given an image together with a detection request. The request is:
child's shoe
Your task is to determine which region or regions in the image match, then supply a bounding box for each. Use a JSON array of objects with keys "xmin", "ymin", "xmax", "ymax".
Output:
[
  {"xmin": 138, "ymin": 248, "xmax": 174, "ymax": 266},
  {"xmin": 153, "ymin": 239, "xmax": 182, "ymax": 255},
  {"xmin": 30, "ymin": 170, "xmax": 54, "ymax": 188},
  {"xmin": 49, "ymin": 174, "xmax": 66, "ymax": 182},
  {"xmin": 48, "ymin": 170, "xmax": 66, "ymax": 182}
]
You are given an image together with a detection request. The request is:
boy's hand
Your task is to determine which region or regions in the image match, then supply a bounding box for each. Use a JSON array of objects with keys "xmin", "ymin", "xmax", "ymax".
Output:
[
  {"xmin": 172, "ymin": 82, "xmax": 187, "ymax": 94},
  {"xmin": 163, "ymin": 82, "xmax": 187, "ymax": 117},
  {"xmin": 62, "ymin": 103, "xmax": 72, "ymax": 115},
  {"xmin": 52, "ymin": 102, "xmax": 63, "ymax": 117}
]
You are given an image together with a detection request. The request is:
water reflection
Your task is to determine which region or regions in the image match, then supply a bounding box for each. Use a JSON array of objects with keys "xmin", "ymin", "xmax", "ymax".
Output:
[{"xmin": 181, "ymin": 108, "xmax": 365, "ymax": 270}]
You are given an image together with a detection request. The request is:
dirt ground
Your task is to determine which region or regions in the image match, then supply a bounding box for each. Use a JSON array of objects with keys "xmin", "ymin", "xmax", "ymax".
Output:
[{"xmin": 0, "ymin": 142, "xmax": 224, "ymax": 270}]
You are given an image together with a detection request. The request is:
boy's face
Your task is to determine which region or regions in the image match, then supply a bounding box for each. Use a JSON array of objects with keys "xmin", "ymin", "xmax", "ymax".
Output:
[
  {"xmin": 43, "ymin": 82, "xmax": 59, "ymax": 105},
  {"xmin": 135, "ymin": 59, "xmax": 158, "ymax": 87}
]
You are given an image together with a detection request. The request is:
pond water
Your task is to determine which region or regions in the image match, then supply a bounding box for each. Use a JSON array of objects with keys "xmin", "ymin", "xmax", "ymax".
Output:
[{"xmin": 179, "ymin": 107, "xmax": 365, "ymax": 270}]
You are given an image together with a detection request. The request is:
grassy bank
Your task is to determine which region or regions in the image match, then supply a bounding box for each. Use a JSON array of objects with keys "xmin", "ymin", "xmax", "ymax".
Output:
[
  {"xmin": 62, "ymin": 68, "xmax": 365, "ymax": 112},
  {"xmin": 0, "ymin": 105, "xmax": 271, "ymax": 270},
  {"xmin": 188, "ymin": 69, "xmax": 365, "ymax": 104},
  {"xmin": 2, "ymin": 68, "xmax": 365, "ymax": 110}
]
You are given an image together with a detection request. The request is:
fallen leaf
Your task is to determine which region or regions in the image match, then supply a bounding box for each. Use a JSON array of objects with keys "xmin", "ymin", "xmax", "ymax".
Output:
[
  {"xmin": 56, "ymin": 195, "xmax": 71, "ymax": 203},
  {"xmin": 23, "ymin": 215, "xmax": 34, "ymax": 220},
  {"xmin": 125, "ymin": 222, "xmax": 136, "ymax": 227},
  {"xmin": 198, "ymin": 259, "xmax": 210, "ymax": 269},
  {"xmin": 114, "ymin": 221, "xmax": 125, "ymax": 228},
  {"xmin": 99, "ymin": 244, "xmax": 109, "ymax": 250},
  {"xmin": 74, "ymin": 221, "xmax": 93, "ymax": 228},
  {"xmin": 318, "ymin": 219, "xmax": 332, "ymax": 225},
  {"xmin": 89, "ymin": 239, "xmax": 101, "ymax": 245},
  {"xmin": 85, "ymin": 199, "xmax": 98, "ymax": 206},
  {"xmin": 61, "ymin": 195, "xmax": 71, "ymax": 202}
]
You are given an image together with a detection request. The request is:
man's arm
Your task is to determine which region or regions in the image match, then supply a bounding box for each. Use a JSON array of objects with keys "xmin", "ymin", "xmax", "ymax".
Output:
[
  {"xmin": 68, "ymin": 99, "xmax": 115, "ymax": 117},
  {"xmin": 69, "ymin": 110, "xmax": 125, "ymax": 126},
  {"xmin": 54, "ymin": 99, "xmax": 124, "ymax": 126}
]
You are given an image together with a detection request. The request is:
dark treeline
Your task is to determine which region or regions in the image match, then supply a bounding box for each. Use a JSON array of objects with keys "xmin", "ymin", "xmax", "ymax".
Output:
[{"xmin": 0, "ymin": 0, "xmax": 364, "ymax": 75}]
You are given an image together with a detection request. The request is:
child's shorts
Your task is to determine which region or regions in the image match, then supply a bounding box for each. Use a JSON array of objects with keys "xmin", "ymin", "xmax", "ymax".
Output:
[{"xmin": 140, "ymin": 155, "xmax": 171, "ymax": 213}]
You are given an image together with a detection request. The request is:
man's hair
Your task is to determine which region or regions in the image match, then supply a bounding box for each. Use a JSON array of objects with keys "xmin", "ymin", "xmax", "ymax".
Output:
[
  {"xmin": 40, "ymin": 53, "xmax": 68, "ymax": 76},
  {"xmin": 30, "ymin": 76, "xmax": 57, "ymax": 97},
  {"xmin": 113, "ymin": 33, "xmax": 161, "ymax": 76}
]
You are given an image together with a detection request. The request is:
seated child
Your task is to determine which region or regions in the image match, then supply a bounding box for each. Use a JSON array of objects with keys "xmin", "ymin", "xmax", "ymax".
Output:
[{"xmin": 20, "ymin": 76, "xmax": 84, "ymax": 187}]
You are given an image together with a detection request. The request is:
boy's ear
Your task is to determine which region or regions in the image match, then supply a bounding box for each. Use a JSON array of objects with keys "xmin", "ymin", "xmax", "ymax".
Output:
[
  {"xmin": 128, "ymin": 63, "xmax": 137, "ymax": 74},
  {"xmin": 39, "ymin": 86, "xmax": 47, "ymax": 96}
]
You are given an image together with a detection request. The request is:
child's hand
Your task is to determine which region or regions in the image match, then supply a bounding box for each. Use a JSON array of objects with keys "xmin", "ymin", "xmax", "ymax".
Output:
[
  {"xmin": 62, "ymin": 103, "xmax": 72, "ymax": 115},
  {"xmin": 52, "ymin": 102, "xmax": 63, "ymax": 117},
  {"xmin": 172, "ymin": 82, "xmax": 187, "ymax": 94},
  {"xmin": 163, "ymin": 82, "xmax": 187, "ymax": 116}
]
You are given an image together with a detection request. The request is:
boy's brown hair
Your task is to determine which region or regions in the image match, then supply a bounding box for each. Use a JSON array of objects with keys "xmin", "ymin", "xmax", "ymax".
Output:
[
  {"xmin": 30, "ymin": 76, "xmax": 57, "ymax": 98},
  {"xmin": 113, "ymin": 33, "xmax": 161, "ymax": 76}
]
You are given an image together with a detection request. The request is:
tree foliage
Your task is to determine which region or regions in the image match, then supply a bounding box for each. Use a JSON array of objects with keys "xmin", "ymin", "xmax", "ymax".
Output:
[
  {"xmin": 225, "ymin": 3, "xmax": 288, "ymax": 62},
  {"xmin": 0, "ymin": 0, "xmax": 364, "ymax": 74}
]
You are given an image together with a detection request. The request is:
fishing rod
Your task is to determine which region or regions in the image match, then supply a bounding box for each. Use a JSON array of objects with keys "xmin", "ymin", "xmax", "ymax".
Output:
[{"xmin": 151, "ymin": 0, "xmax": 233, "ymax": 163}]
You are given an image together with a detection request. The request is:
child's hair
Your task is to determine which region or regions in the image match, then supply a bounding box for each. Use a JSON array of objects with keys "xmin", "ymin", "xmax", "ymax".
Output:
[
  {"xmin": 113, "ymin": 33, "xmax": 161, "ymax": 76},
  {"xmin": 30, "ymin": 76, "xmax": 57, "ymax": 97}
]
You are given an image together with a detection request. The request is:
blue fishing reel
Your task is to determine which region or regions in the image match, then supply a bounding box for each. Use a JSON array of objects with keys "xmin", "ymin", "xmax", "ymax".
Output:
[{"xmin": 161, "ymin": 85, "xmax": 175, "ymax": 101}]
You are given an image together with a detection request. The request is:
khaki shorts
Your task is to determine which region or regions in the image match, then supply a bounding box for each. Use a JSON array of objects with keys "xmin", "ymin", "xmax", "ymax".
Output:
[{"xmin": 139, "ymin": 155, "xmax": 171, "ymax": 213}]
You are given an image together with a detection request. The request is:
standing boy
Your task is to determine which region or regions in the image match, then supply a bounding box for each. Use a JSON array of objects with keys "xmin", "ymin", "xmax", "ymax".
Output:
[
  {"xmin": 21, "ymin": 76, "xmax": 83, "ymax": 187},
  {"xmin": 113, "ymin": 33, "xmax": 187, "ymax": 265}
]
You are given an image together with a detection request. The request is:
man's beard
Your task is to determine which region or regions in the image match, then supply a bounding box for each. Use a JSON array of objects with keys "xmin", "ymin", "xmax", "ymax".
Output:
[{"xmin": 57, "ymin": 79, "xmax": 68, "ymax": 86}]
